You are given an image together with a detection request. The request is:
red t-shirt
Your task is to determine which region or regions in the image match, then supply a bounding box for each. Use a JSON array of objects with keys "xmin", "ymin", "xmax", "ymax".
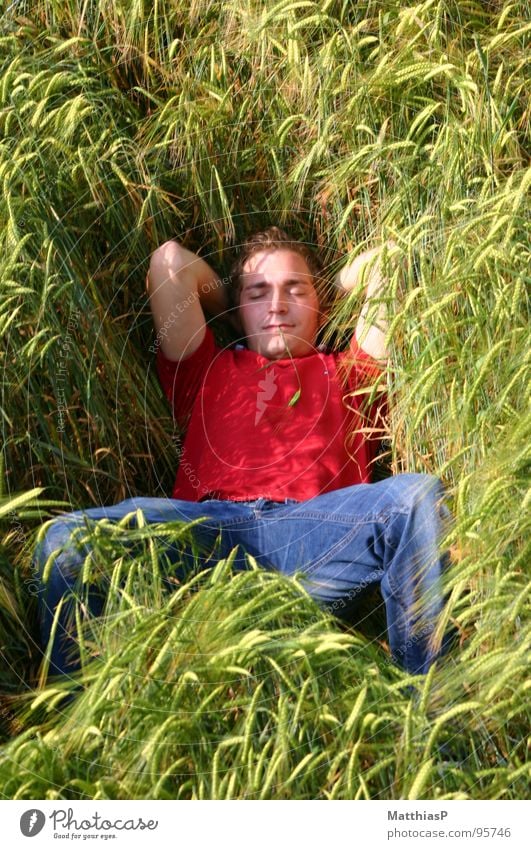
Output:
[{"xmin": 156, "ymin": 327, "xmax": 386, "ymax": 502}]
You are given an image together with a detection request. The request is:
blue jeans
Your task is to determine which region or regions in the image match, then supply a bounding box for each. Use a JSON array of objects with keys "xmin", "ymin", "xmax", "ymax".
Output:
[{"xmin": 35, "ymin": 474, "xmax": 451, "ymax": 677}]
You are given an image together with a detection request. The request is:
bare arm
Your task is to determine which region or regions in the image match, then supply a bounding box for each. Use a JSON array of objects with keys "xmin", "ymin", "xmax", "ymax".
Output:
[
  {"xmin": 146, "ymin": 240, "xmax": 229, "ymax": 361},
  {"xmin": 334, "ymin": 242, "xmax": 397, "ymax": 363}
]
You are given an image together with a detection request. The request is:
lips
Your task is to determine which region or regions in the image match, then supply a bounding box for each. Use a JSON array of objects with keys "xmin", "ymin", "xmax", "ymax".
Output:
[{"xmin": 263, "ymin": 324, "xmax": 294, "ymax": 330}]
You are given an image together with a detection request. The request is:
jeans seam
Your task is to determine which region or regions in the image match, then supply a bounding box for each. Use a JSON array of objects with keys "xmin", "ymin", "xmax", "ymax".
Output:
[
  {"xmin": 253, "ymin": 509, "xmax": 394, "ymax": 523},
  {"xmin": 383, "ymin": 518, "xmax": 412, "ymax": 600}
]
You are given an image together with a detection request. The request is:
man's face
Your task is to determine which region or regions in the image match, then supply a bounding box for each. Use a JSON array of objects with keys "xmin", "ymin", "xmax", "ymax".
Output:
[{"xmin": 238, "ymin": 249, "xmax": 321, "ymax": 359}]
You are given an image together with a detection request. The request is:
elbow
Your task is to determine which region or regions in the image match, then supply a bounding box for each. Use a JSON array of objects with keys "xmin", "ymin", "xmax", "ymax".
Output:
[{"xmin": 150, "ymin": 239, "xmax": 189, "ymax": 276}]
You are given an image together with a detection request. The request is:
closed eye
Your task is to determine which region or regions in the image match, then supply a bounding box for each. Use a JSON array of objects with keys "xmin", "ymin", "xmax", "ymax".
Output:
[{"xmin": 243, "ymin": 281, "xmax": 311, "ymax": 299}]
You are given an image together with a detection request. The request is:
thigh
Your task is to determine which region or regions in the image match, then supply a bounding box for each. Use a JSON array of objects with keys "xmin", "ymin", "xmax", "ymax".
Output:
[
  {"xmin": 66, "ymin": 495, "xmax": 247, "ymax": 527},
  {"xmin": 36, "ymin": 496, "xmax": 256, "ymax": 590},
  {"xmin": 225, "ymin": 475, "xmax": 443, "ymax": 609}
]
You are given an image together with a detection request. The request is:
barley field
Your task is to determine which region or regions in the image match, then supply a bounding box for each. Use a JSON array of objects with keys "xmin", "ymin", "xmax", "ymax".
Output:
[{"xmin": 0, "ymin": 0, "xmax": 529, "ymax": 799}]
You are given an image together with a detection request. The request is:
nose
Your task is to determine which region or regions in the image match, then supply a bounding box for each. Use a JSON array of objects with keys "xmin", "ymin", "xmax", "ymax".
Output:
[{"xmin": 269, "ymin": 288, "xmax": 288, "ymax": 313}]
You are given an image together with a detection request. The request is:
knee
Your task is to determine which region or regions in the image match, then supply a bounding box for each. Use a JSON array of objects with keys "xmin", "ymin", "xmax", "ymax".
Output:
[
  {"xmin": 385, "ymin": 473, "xmax": 443, "ymax": 511},
  {"xmin": 35, "ymin": 516, "xmax": 86, "ymax": 580},
  {"xmin": 402, "ymin": 472, "xmax": 441, "ymax": 493}
]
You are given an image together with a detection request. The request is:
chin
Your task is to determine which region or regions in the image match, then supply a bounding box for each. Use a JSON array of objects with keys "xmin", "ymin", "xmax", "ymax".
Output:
[
  {"xmin": 267, "ymin": 343, "xmax": 302, "ymax": 360},
  {"xmin": 263, "ymin": 344, "xmax": 289, "ymax": 360},
  {"xmin": 252, "ymin": 330, "xmax": 314, "ymax": 359}
]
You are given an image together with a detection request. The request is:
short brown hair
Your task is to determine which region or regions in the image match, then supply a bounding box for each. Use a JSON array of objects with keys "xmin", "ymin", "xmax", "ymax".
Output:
[{"xmin": 228, "ymin": 227, "xmax": 325, "ymax": 309}]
